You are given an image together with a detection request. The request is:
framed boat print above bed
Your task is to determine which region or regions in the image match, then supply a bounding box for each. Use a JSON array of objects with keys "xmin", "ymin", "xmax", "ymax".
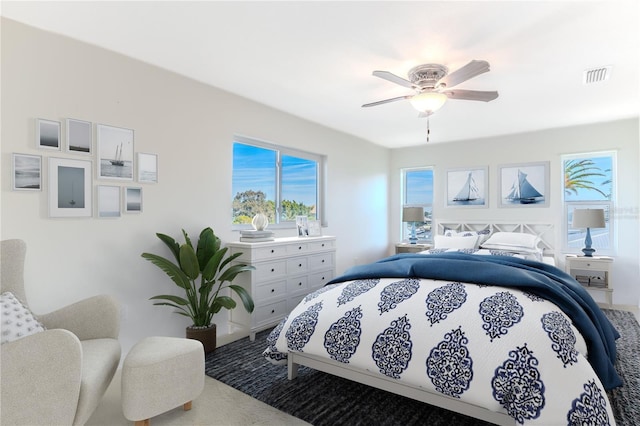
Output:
[
  {"xmin": 446, "ymin": 166, "xmax": 488, "ymax": 208},
  {"xmin": 499, "ymin": 161, "xmax": 549, "ymax": 208}
]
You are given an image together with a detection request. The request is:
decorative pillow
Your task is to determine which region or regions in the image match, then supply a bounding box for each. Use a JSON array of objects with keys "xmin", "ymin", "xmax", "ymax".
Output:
[
  {"xmin": 1, "ymin": 292, "xmax": 46, "ymax": 344},
  {"xmin": 444, "ymin": 229, "xmax": 491, "ymax": 245},
  {"xmin": 434, "ymin": 235, "xmax": 479, "ymax": 249}
]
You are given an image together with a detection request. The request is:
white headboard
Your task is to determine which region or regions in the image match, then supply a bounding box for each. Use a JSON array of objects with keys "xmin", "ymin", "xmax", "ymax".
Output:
[{"xmin": 436, "ymin": 222, "xmax": 555, "ymax": 256}]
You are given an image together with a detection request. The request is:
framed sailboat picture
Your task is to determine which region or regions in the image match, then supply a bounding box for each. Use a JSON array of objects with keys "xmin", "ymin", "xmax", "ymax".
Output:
[
  {"xmin": 446, "ymin": 167, "xmax": 488, "ymax": 208},
  {"xmin": 48, "ymin": 157, "xmax": 92, "ymax": 218},
  {"xmin": 97, "ymin": 124, "xmax": 134, "ymax": 180},
  {"xmin": 499, "ymin": 161, "xmax": 549, "ymax": 208}
]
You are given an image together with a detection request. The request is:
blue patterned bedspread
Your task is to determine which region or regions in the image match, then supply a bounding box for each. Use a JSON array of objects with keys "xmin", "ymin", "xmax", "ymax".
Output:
[{"xmin": 264, "ymin": 252, "xmax": 619, "ymax": 424}]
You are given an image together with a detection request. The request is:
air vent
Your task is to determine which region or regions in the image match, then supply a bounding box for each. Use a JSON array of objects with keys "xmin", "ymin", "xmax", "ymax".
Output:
[{"xmin": 583, "ymin": 66, "xmax": 612, "ymax": 84}]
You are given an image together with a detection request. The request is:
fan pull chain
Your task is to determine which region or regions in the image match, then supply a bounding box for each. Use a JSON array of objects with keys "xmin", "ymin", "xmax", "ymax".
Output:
[{"xmin": 427, "ymin": 116, "xmax": 430, "ymax": 143}]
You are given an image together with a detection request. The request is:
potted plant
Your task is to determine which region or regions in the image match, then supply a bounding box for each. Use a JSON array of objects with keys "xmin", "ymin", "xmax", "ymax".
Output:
[{"xmin": 141, "ymin": 227, "xmax": 254, "ymax": 353}]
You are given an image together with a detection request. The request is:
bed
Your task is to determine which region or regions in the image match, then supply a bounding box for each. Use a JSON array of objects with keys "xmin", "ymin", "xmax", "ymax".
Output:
[{"xmin": 263, "ymin": 223, "xmax": 620, "ymax": 425}]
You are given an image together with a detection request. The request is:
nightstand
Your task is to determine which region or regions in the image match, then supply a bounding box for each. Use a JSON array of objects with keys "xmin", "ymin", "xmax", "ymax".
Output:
[
  {"xmin": 565, "ymin": 255, "xmax": 613, "ymax": 307},
  {"xmin": 395, "ymin": 243, "xmax": 431, "ymax": 254}
]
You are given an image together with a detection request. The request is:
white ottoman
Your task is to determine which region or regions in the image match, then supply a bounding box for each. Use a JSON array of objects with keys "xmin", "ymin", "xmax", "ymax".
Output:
[{"xmin": 122, "ymin": 337, "xmax": 204, "ymax": 426}]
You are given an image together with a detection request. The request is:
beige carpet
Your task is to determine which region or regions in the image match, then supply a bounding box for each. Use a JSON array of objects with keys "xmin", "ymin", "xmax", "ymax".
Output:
[{"xmin": 87, "ymin": 370, "xmax": 310, "ymax": 426}]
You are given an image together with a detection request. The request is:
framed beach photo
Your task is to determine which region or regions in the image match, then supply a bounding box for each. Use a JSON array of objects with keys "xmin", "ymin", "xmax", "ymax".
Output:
[
  {"xmin": 446, "ymin": 166, "xmax": 488, "ymax": 208},
  {"xmin": 66, "ymin": 118, "xmax": 92, "ymax": 154},
  {"xmin": 124, "ymin": 187, "xmax": 142, "ymax": 213},
  {"xmin": 499, "ymin": 161, "xmax": 549, "ymax": 208},
  {"xmin": 137, "ymin": 152, "xmax": 158, "ymax": 183},
  {"xmin": 296, "ymin": 215, "xmax": 309, "ymax": 237},
  {"xmin": 97, "ymin": 124, "xmax": 134, "ymax": 180},
  {"xmin": 36, "ymin": 118, "xmax": 61, "ymax": 150},
  {"xmin": 12, "ymin": 153, "xmax": 42, "ymax": 191},
  {"xmin": 97, "ymin": 185, "xmax": 121, "ymax": 218},
  {"xmin": 48, "ymin": 157, "xmax": 92, "ymax": 218}
]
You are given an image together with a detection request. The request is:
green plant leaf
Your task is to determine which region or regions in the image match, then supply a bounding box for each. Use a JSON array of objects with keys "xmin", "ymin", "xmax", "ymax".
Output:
[
  {"xmin": 196, "ymin": 227, "xmax": 216, "ymax": 272},
  {"xmin": 179, "ymin": 244, "xmax": 200, "ymax": 280},
  {"xmin": 150, "ymin": 295, "xmax": 190, "ymax": 305},
  {"xmin": 228, "ymin": 284, "xmax": 254, "ymax": 313},
  {"xmin": 218, "ymin": 251, "xmax": 243, "ymax": 272},
  {"xmin": 182, "ymin": 229, "xmax": 193, "ymax": 250},
  {"xmin": 211, "ymin": 296, "xmax": 236, "ymax": 313},
  {"xmin": 218, "ymin": 263, "xmax": 255, "ymax": 283},
  {"xmin": 141, "ymin": 253, "xmax": 191, "ymax": 290},
  {"xmin": 155, "ymin": 233, "xmax": 180, "ymax": 263},
  {"xmin": 202, "ymin": 248, "xmax": 226, "ymax": 281}
]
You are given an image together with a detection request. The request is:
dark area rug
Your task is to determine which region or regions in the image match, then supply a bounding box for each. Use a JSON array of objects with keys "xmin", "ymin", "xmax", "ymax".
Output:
[{"xmin": 205, "ymin": 309, "xmax": 640, "ymax": 426}]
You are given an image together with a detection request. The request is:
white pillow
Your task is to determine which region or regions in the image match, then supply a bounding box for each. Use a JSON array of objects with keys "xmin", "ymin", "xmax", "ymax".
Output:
[
  {"xmin": 1, "ymin": 292, "xmax": 46, "ymax": 344},
  {"xmin": 481, "ymin": 232, "xmax": 540, "ymax": 250},
  {"xmin": 434, "ymin": 235, "xmax": 479, "ymax": 249}
]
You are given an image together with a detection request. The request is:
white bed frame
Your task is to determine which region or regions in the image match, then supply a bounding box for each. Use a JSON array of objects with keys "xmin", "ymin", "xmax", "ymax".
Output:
[{"xmin": 286, "ymin": 222, "xmax": 555, "ymax": 426}]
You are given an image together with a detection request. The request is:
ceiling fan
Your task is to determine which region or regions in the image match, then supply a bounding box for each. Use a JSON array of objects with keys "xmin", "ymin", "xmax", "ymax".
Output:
[{"xmin": 362, "ymin": 60, "xmax": 499, "ymax": 117}]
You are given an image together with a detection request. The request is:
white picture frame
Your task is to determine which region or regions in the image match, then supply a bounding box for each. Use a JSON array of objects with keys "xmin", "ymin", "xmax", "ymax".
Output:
[
  {"xmin": 307, "ymin": 220, "xmax": 322, "ymax": 237},
  {"xmin": 97, "ymin": 185, "xmax": 121, "ymax": 218},
  {"xmin": 97, "ymin": 124, "xmax": 134, "ymax": 180},
  {"xmin": 124, "ymin": 187, "xmax": 143, "ymax": 213},
  {"xmin": 48, "ymin": 157, "xmax": 92, "ymax": 218},
  {"xmin": 12, "ymin": 153, "xmax": 42, "ymax": 191},
  {"xmin": 137, "ymin": 152, "xmax": 158, "ymax": 183},
  {"xmin": 499, "ymin": 161, "xmax": 549, "ymax": 208},
  {"xmin": 36, "ymin": 118, "xmax": 61, "ymax": 150},
  {"xmin": 446, "ymin": 166, "xmax": 488, "ymax": 208},
  {"xmin": 66, "ymin": 118, "xmax": 92, "ymax": 154}
]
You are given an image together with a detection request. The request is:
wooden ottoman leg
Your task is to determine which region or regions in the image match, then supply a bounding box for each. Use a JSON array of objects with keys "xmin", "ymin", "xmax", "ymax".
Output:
[
  {"xmin": 134, "ymin": 420, "xmax": 150, "ymax": 426},
  {"xmin": 184, "ymin": 401, "xmax": 192, "ymax": 411}
]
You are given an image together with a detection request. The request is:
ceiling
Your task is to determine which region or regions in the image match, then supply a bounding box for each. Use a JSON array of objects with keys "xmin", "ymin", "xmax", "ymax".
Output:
[{"xmin": 2, "ymin": 1, "xmax": 639, "ymax": 148}]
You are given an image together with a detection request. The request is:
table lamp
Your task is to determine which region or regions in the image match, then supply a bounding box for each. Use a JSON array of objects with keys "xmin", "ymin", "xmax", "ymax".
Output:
[
  {"xmin": 403, "ymin": 206, "xmax": 424, "ymax": 244},
  {"xmin": 572, "ymin": 208, "xmax": 605, "ymax": 257}
]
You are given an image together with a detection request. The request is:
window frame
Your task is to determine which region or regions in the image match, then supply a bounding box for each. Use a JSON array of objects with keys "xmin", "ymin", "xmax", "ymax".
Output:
[
  {"xmin": 561, "ymin": 150, "xmax": 617, "ymax": 255},
  {"xmin": 232, "ymin": 135, "xmax": 327, "ymax": 230},
  {"xmin": 401, "ymin": 166, "xmax": 434, "ymax": 243}
]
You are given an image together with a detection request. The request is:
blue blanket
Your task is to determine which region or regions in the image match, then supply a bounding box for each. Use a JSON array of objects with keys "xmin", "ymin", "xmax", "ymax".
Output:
[{"xmin": 329, "ymin": 252, "xmax": 622, "ymax": 390}]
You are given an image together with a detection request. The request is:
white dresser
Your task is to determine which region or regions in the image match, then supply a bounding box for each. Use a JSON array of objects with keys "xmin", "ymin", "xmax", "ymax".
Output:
[{"xmin": 226, "ymin": 236, "xmax": 336, "ymax": 340}]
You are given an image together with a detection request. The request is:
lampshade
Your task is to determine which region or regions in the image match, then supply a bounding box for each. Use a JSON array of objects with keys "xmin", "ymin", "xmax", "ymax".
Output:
[
  {"xmin": 572, "ymin": 208, "xmax": 606, "ymax": 229},
  {"xmin": 403, "ymin": 206, "xmax": 424, "ymax": 223},
  {"xmin": 409, "ymin": 92, "xmax": 447, "ymax": 113}
]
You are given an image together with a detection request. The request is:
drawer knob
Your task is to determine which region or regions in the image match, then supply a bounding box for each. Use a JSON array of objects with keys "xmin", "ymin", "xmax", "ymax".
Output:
[
  {"xmin": 271, "ymin": 309, "xmax": 275, "ymax": 314},
  {"xmin": 322, "ymin": 259, "xmax": 325, "ymax": 263},
  {"xmin": 271, "ymin": 268, "xmax": 275, "ymax": 272},
  {"xmin": 322, "ymin": 243, "xmax": 325, "ymax": 247},
  {"xmin": 298, "ymin": 246, "xmax": 302, "ymax": 250},
  {"xmin": 271, "ymin": 288, "xmax": 275, "ymax": 293},
  {"xmin": 298, "ymin": 282, "xmax": 302, "ymax": 286},
  {"xmin": 298, "ymin": 263, "xmax": 302, "ymax": 267},
  {"xmin": 271, "ymin": 249, "xmax": 275, "ymax": 253}
]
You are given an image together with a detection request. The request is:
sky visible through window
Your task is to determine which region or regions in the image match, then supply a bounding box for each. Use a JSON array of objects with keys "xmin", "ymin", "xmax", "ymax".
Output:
[
  {"xmin": 406, "ymin": 169, "xmax": 434, "ymax": 205},
  {"xmin": 232, "ymin": 143, "xmax": 317, "ymax": 206}
]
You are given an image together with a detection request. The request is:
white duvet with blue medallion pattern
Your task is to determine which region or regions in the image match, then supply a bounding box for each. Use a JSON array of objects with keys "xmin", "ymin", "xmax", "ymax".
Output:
[{"xmin": 264, "ymin": 252, "xmax": 618, "ymax": 425}]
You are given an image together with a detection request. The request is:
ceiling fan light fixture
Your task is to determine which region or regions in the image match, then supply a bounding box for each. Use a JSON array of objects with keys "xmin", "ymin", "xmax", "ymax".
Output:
[{"xmin": 409, "ymin": 92, "xmax": 447, "ymax": 114}]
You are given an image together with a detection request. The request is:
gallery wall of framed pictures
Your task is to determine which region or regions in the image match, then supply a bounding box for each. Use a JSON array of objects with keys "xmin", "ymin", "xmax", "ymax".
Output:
[{"xmin": 11, "ymin": 117, "xmax": 158, "ymax": 219}]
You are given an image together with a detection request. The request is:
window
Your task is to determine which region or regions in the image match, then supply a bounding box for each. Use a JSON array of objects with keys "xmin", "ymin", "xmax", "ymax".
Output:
[
  {"xmin": 232, "ymin": 137, "xmax": 325, "ymax": 228},
  {"xmin": 562, "ymin": 151, "xmax": 616, "ymax": 254},
  {"xmin": 401, "ymin": 167, "xmax": 434, "ymax": 242}
]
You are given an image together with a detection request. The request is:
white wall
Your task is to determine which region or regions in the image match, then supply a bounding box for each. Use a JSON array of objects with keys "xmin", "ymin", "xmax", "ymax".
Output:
[
  {"xmin": 390, "ymin": 119, "xmax": 640, "ymax": 306},
  {"xmin": 1, "ymin": 19, "xmax": 390, "ymax": 357}
]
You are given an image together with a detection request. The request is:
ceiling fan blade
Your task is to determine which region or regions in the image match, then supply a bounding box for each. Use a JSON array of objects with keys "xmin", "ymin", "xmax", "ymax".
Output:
[
  {"xmin": 362, "ymin": 95, "xmax": 413, "ymax": 108},
  {"xmin": 443, "ymin": 89, "xmax": 499, "ymax": 102},
  {"xmin": 437, "ymin": 60, "xmax": 490, "ymax": 88},
  {"xmin": 372, "ymin": 70, "xmax": 415, "ymax": 89}
]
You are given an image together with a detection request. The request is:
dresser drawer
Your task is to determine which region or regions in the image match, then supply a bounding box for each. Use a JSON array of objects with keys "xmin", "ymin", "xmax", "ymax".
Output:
[
  {"xmin": 287, "ymin": 275, "xmax": 309, "ymax": 295},
  {"xmin": 309, "ymin": 270, "xmax": 334, "ymax": 290},
  {"xmin": 308, "ymin": 239, "xmax": 334, "ymax": 252},
  {"xmin": 253, "ymin": 260, "xmax": 287, "ymax": 283},
  {"xmin": 255, "ymin": 280, "xmax": 287, "ymax": 302},
  {"xmin": 308, "ymin": 252, "xmax": 333, "ymax": 270},
  {"xmin": 252, "ymin": 245, "xmax": 288, "ymax": 261},
  {"xmin": 286, "ymin": 257, "xmax": 308, "ymax": 274},
  {"xmin": 255, "ymin": 300, "xmax": 288, "ymax": 325},
  {"xmin": 286, "ymin": 242, "xmax": 308, "ymax": 255},
  {"xmin": 569, "ymin": 260, "xmax": 609, "ymax": 271}
]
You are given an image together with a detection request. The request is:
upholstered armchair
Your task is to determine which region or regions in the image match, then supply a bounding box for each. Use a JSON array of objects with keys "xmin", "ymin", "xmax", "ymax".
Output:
[{"xmin": 1, "ymin": 239, "xmax": 121, "ymax": 425}]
